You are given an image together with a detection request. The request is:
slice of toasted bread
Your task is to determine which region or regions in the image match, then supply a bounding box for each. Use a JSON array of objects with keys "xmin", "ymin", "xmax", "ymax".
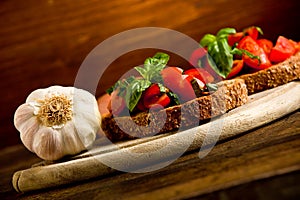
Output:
[
  {"xmin": 100, "ymin": 79, "xmax": 248, "ymax": 141},
  {"xmin": 237, "ymin": 51, "xmax": 300, "ymax": 94}
]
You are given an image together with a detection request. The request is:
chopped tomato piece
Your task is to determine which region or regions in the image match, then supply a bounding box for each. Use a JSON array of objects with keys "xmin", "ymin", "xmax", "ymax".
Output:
[
  {"xmin": 161, "ymin": 67, "xmax": 184, "ymax": 90},
  {"xmin": 227, "ymin": 32, "xmax": 244, "ymax": 46},
  {"xmin": 256, "ymin": 39, "xmax": 273, "ymax": 56},
  {"xmin": 161, "ymin": 67, "xmax": 196, "ymax": 102},
  {"xmin": 184, "ymin": 68, "xmax": 214, "ymax": 83},
  {"xmin": 269, "ymin": 36, "xmax": 296, "ymax": 63},
  {"xmin": 139, "ymin": 84, "xmax": 171, "ymax": 110},
  {"xmin": 108, "ymin": 90, "xmax": 126, "ymax": 116},
  {"xmin": 189, "ymin": 48, "xmax": 207, "ymax": 67},
  {"xmin": 144, "ymin": 93, "xmax": 171, "ymax": 110},
  {"xmin": 97, "ymin": 93, "xmax": 111, "ymax": 115},
  {"xmin": 237, "ymin": 36, "xmax": 271, "ymax": 69},
  {"xmin": 243, "ymin": 26, "xmax": 261, "ymax": 40},
  {"xmin": 226, "ymin": 59, "xmax": 244, "ymax": 79}
]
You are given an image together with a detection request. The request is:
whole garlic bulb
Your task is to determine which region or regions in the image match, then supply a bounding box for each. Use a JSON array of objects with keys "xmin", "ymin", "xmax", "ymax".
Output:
[{"xmin": 14, "ymin": 85, "xmax": 101, "ymax": 161}]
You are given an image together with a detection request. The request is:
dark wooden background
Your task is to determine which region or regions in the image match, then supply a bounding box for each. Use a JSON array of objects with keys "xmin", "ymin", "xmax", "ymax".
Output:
[{"xmin": 1, "ymin": 0, "xmax": 300, "ymax": 149}]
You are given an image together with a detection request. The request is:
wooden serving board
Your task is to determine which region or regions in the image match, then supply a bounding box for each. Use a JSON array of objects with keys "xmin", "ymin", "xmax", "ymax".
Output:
[{"xmin": 12, "ymin": 81, "xmax": 300, "ymax": 193}]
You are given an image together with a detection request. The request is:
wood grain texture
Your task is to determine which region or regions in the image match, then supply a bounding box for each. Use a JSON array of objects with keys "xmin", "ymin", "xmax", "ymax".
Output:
[
  {"xmin": 1, "ymin": 110, "xmax": 299, "ymax": 199},
  {"xmin": 11, "ymin": 81, "xmax": 300, "ymax": 193},
  {"xmin": 1, "ymin": 0, "xmax": 300, "ymax": 149}
]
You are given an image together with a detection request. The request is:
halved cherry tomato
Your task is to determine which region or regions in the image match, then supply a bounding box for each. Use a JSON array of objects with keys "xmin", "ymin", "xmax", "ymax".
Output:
[
  {"xmin": 227, "ymin": 32, "xmax": 244, "ymax": 46},
  {"xmin": 108, "ymin": 90, "xmax": 126, "ymax": 116},
  {"xmin": 256, "ymin": 39, "xmax": 273, "ymax": 56},
  {"xmin": 144, "ymin": 93, "xmax": 171, "ymax": 110},
  {"xmin": 243, "ymin": 26, "xmax": 260, "ymax": 40},
  {"xmin": 161, "ymin": 67, "xmax": 184, "ymax": 90},
  {"xmin": 269, "ymin": 36, "xmax": 296, "ymax": 63},
  {"xmin": 237, "ymin": 36, "xmax": 271, "ymax": 69},
  {"xmin": 226, "ymin": 59, "xmax": 244, "ymax": 79},
  {"xmin": 142, "ymin": 84, "xmax": 171, "ymax": 110},
  {"xmin": 189, "ymin": 48, "xmax": 207, "ymax": 67},
  {"xmin": 184, "ymin": 68, "xmax": 214, "ymax": 83},
  {"xmin": 161, "ymin": 67, "xmax": 196, "ymax": 102}
]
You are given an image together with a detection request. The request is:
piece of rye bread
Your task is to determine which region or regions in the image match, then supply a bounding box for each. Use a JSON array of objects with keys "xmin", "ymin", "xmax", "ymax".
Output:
[
  {"xmin": 237, "ymin": 51, "xmax": 300, "ymax": 94},
  {"xmin": 100, "ymin": 79, "xmax": 248, "ymax": 141}
]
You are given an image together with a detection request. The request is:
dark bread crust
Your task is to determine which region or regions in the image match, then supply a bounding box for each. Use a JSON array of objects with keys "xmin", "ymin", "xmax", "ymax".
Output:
[
  {"xmin": 101, "ymin": 79, "xmax": 248, "ymax": 141},
  {"xmin": 237, "ymin": 51, "xmax": 300, "ymax": 94}
]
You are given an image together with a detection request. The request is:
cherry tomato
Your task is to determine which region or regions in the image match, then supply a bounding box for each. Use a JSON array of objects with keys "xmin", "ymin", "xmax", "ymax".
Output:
[
  {"xmin": 256, "ymin": 39, "xmax": 273, "ymax": 56},
  {"xmin": 189, "ymin": 48, "xmax": 207, "ymax": 67},
  {"xmin": 243, "ymin": 26, "xmax": 260, "ymax": 40},
  {"xmin": 142, "ymin": 84, "xmax": 171, "ymax": 110},
  {"xmin": 108, "ymin": 90, "xmax": 126, "ymax": 116},
  {"xmin": 161, "ymin": 67, "xmax": 184, "ymax": 90},
  {"xmin": 144, "ymin": 93, "xmax": 171, "ymax": 110},
  {"xmin": 269, "ymin": 36, "xmax": 296, "ymax": 63},
  {"xmin": 227, "ymin": 32, "xmax": 244, "ymax": 46},
  {"xmin": 226, "ymin": 60, "xmax": 244, "ymax": 79},
  {"xmin": 136, "ymin": 100, "xmax": 147, "ymax": 112},
  {"xmin": 97, "ymin": 93, "xmax": 111, "ymax": 115},
  {"xmin": 237, "ymin": 36, "xmax": 271, "ymax": 69},
  {"xmin": 184, "ymin": 68, "xmax": 214, "ymax": 83},
  {"xmin": 161, "ymin": 67, "xmax": 196, "ymax": 102}
]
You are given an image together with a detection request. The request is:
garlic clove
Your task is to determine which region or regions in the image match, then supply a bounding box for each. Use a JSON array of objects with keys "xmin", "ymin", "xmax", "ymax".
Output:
[
  {"xmin": 59, "ymin": 121, "xmax": 86, "ymax": 156},
  {"xmin": 32, "ymin": 126, "xmax": 65, "ymax": 161},
  {"xmin": 19, "ymin": 116, "xmax": 40, "ymax": 153}
]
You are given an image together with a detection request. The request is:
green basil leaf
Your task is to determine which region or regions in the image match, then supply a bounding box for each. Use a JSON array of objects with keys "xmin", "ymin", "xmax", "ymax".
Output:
[
  {"xmin": 216, "ymin": 28, "xmax": 236, "ymax": 38},
  {"xmin": 167, "ymin": 91, "xmax": 180, "ymax": 105},
  {"xmin": 125, "ymin": 79, "xmax": 151, "ymax": 112},
  {"xmin": 135, "ymin": 52, "xmax": 169, "ymax": 82},
  {"xmin": 207, "ymin": 38, "xmax": 233, "ymax": 78},
  {"xmin": 200, "ymin": 34, "xmax": 216, "ymax": 47},
  {"xmin": 153, "ymin": 52, "xmax": 170, "ymax": 65},
  {"xmin": 206, "ymin": 83, "xmax": 218, "ymax": 91},
  {"xmin": 255, "ymin": 26, "xmax": 263, "ymax": 35},
  {"xmin": 231, "ymin": 48, "xmax": 261, "ymax": 61},
  {"xmin": 106, "ymin": 86, "xmax": 114, "ymax": 95}
]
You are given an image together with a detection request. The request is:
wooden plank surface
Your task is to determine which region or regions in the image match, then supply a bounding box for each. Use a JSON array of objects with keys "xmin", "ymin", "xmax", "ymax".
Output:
[{"xmin": 1, "ymin": 110, "xmax": 299, "ymax": 199}]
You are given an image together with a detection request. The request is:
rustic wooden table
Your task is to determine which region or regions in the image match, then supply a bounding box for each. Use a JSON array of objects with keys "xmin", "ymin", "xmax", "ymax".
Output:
[{"xmin": 1, "ymin": 110, "xmax": 300, "ymax": 199}]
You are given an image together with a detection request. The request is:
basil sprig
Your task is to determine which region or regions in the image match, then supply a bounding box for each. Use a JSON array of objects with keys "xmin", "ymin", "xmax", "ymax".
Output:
[
  {"xmin": 107, "ymin": 52, "xmax": 179, "ymax": 112},
  {"xmin": 200, "ymin": 27, "xmax": 260, "ymax": 78}
]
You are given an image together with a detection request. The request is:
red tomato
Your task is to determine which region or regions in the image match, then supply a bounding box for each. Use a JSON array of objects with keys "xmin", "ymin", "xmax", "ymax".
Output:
[
  {"xmin": 237, "ymin": 36, "xmax": 271, "ymax": 69},
  {"xmin": 244, "ymin": 26, "xmax": 260, "ymax": 40},
  {"xmin": 161, "ymin": 67, "xmax": 183, "ymax": 90},
  {"xmin": 136, "ymin": 100, "xmax": 147, "ymax": 112},
  {"xmin": 142, "ymin": 84, "xmax": 170, "ymax": 110},
  {"xmin": 226, "ymin": 60, "xmax": 244, "ymax": 79},
  {"xmin": 184, "ymin": 68, "xmax": 214, "ymax": 84},
  {"xmin": 189, "ymin": 48, "xmax": 207, "ymax": 67},
  {"xmin": 227, "ymin": 32, "xmax": 244, "ymax": 46},
  {"xmin": 269, "ymin": 36, "xmax": 296, "ymax": 63},
  {"xmin": 97, "ymin": 93, "xmax": 111, "ymax": 115},
  {"xmin": 108, "ymin": 90, "xmax": 126, "ymax": 116},
  {"xmin": 144, "ymin": 94, "xmax": 171, "ymax": 110},
  {"xmin": 199, "ymin": 55, "xmax": 223, "ymax": 82},
  {"xmin": 256, "ymin": 39, "xmax": 273, "ymax": 55},
  {"xmin": 161, "ymin": 67, "xmax": 196, "ymax": 102}
]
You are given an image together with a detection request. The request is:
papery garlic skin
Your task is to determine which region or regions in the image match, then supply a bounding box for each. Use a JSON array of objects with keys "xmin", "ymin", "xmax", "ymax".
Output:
[{"xmin": 14, "ymin": 86, "xmax": 101, "ymax": 161}]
